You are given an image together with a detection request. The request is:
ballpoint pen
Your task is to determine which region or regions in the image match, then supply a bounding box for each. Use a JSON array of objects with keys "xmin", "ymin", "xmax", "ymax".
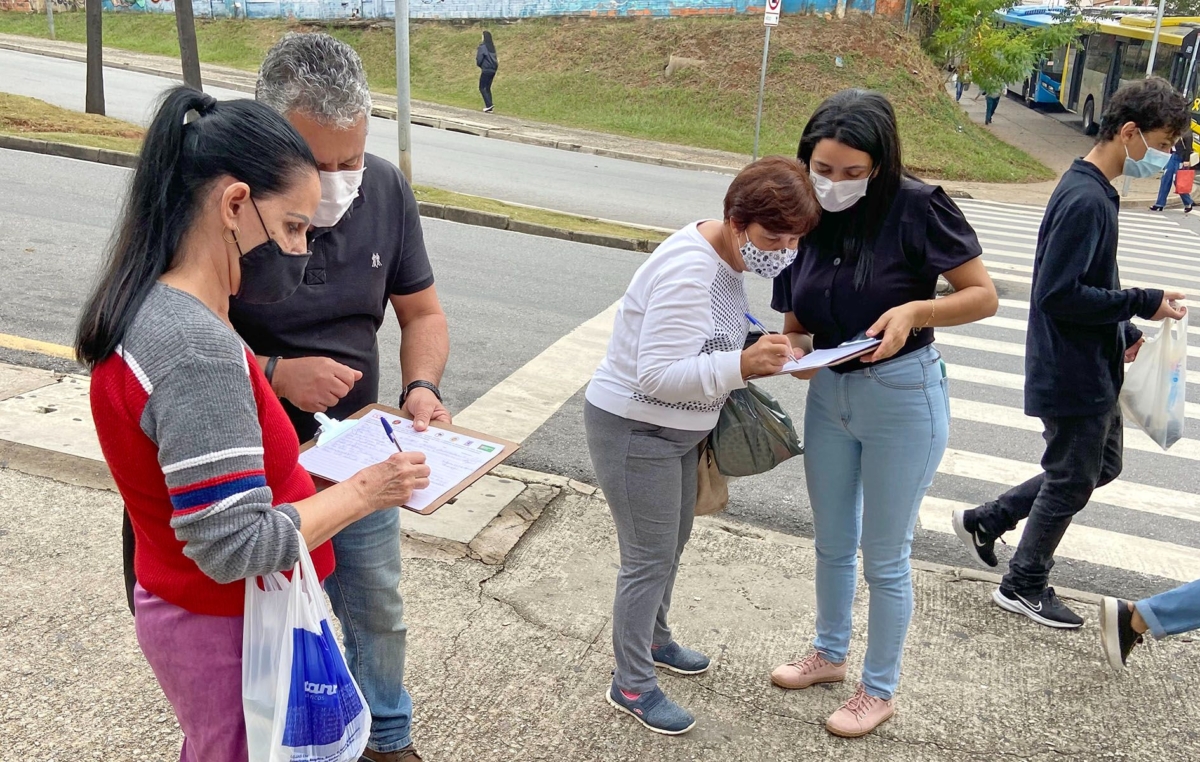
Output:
[
  {"xmin": 744, "ymin": 312, "xmax": 798, "ymax": 362},
  {"xmin": 380, "ymin": 417, "xmax": 404, "ymax": 453}
]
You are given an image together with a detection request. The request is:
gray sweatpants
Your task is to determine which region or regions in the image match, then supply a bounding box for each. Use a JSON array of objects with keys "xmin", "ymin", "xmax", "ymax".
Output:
[{"xmin": 584, "ymin": 402, "xmax": 709, "ymax": 694}]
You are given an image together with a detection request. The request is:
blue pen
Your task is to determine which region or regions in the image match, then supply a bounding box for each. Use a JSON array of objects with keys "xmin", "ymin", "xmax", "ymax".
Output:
[
  {"xmin": 379, "ymin": 417, "xmax": 404, "ymax": 453},
  {"xmin": 745, "ymin": 312, "xmax": 797, "ymax": 362}
]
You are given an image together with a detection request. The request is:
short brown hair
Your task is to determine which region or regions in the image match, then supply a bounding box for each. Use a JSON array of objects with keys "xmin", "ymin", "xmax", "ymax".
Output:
[{"xmin": 723, "ymin": 156, "xmax": 821, "ymax": 238}]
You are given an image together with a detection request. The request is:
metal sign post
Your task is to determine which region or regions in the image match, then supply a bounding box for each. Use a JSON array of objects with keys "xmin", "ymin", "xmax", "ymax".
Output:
[
  {"xmin": 1147, "ymin": 0, "xmax": 1166, "ymax": 76},
  {"xmin": 45, "ymin": 0, "xmax": 55, "ymax": 40},
  {"xmin": 753, "ymin": 0, "xmax": 781, "ymax": 161}
]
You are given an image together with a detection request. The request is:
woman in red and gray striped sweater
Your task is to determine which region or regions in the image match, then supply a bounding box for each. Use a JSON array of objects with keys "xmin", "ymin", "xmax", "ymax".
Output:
[{"xmin": 76, "ymin": 86, "xmax": 430, "ymax": 762}]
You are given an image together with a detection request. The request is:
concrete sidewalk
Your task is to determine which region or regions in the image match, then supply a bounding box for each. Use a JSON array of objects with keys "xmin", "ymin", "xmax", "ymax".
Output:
[{"xmin": 2, "ymin": 358, "xmax": 1199, "ymax": 760}]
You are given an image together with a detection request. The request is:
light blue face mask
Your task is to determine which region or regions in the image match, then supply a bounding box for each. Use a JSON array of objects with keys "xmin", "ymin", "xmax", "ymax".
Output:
[{"xmin": 1124, "ymin": 131, "xmax": 1172, "ymax": 179}]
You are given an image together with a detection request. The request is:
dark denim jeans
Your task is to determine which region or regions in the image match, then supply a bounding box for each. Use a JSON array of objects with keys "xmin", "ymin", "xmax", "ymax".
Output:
[
  {"xmin": 974, "ymin": 404, "xmax": 1123, "ymax": 596},
  {"xmin": 479, "ymin": 69, "xmax": 496, "ymax": 109},
  {"xmin": 985, "ymin": 96, "xmax": 1001, "ymax": 124}
]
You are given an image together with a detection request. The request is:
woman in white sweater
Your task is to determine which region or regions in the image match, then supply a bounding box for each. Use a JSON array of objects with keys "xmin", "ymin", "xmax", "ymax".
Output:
[{"xmin": 584, "ymin": 157, "xmax": 821, "ymax": 735}]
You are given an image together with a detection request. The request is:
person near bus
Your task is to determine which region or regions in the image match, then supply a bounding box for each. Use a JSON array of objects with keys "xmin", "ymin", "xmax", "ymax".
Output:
[
  {"xmin": 585, "ymin": 157, "xmax": 821, "ymax": 736},
  {"xmin": 1150, "ymin": 129, "xmax": 1195, "ymax": 213},
  {"xmin": 984, "ymin": 85, "xmax": 1006, "ymax": 125},
  {"xmin": 952, "ymin": 78, "xmax": 1189, "ymax": 630},
  {"xmin": 768, "ymin": 89, "xmax": 998, "ymax": 739},
  {"xmin": 78, "ymin": 86, "xmax": 430, "ymax": 760}
]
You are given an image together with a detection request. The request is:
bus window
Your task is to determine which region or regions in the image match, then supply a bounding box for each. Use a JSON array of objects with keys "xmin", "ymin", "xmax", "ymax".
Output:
[
  {"xmin": 1087, "ymin": 34, "xmax": 1116, "ymax": 79},
  {"xmin": 1121, "ymin": 39, "xmax": 1147, "ymax": 87}
]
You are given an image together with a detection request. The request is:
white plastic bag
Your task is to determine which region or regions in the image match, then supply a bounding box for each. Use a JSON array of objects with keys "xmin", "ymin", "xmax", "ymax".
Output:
[
  {"xmin": 243, "ymin": 533, "xmax": 370, "ymax": 762},
  {"xmin": 1120, "ymin": 312, "xmax": 1189, "ymax": 450}
]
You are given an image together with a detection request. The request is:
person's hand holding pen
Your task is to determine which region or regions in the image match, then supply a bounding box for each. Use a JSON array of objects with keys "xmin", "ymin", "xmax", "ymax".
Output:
[
  {"xmin": 348, "ymin": 418, "xmax": 431, "ymax": 509},
  {"xmin": 741, "ymin": 312, "xmax": 798, "ymax": 379}
]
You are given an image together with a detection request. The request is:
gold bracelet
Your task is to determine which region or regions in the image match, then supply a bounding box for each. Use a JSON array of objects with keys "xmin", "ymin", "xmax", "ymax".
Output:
[{"xmin": 922, "ymin": 299, "xmax": 936, "ymax": 329}]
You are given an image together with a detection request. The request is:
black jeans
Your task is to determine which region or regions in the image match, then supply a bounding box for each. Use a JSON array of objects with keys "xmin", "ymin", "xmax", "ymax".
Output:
[
  {"xmin": 974, "ymin": 404, "xmax": 1123, "ymax": 596},
  {"xmin": 479, "ymin": 69, "xmax": 496, "ymax": 109}
]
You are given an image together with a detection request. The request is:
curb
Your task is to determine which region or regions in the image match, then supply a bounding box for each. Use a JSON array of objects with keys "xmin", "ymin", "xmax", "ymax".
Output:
[
  {"xmin": 0, "ymin": 39, "xmax": 743, "ymax": 178},
  {"xmin": 0, "ymin": 134, "xmax": 659, "ymax": 252}
]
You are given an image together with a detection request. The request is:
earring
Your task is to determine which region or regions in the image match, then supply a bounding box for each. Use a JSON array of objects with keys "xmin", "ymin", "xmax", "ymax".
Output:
[{"xmin": 222, "ymin": 228, "xmax": 240, "ymax": 245}]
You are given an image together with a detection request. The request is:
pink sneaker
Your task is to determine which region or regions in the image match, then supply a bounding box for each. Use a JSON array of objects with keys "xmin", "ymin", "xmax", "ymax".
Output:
[
  {"xmin": 825, "ymin": 683, "xmax": 895, "ymax": 738},
  {"xmin": 769, "ymin": 651, "xmax": 847, "ymax": 690}
]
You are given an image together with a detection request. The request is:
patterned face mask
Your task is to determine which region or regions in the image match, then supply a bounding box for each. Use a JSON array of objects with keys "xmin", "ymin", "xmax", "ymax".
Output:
[{"xmin": 739, "ymin": 232, "xmax": 798, "ymax": 279}]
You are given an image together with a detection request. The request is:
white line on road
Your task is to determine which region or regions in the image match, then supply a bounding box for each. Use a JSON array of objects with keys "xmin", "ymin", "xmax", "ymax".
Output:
[{"xmin": 918, "ymin": 496, "xmax": 1200, "ymax": 583}]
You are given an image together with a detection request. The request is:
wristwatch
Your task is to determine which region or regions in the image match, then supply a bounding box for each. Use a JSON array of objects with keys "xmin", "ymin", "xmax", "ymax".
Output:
[{"xmin": 399, "ymin": 380, "xmax": 442, "ymax": 407}]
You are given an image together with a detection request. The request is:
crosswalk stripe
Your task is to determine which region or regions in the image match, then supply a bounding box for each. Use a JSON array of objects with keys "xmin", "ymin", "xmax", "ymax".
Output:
[
  {"xmin": 966, "ymin": 215, "xmax": 1193, "ymax": 244},
  {"xmin": 978, "ymin": 246, "xmax": 1200, "ymax": 287},
  {"xmin": 987, "ymin": 298, "xmax": 1200, "ymax": 339},
  {"xmin": 979, "ymin": 240, "xmax": 1200, "ymax": 276},
  {"xmin": 982, "ymin": 259, "xmax": 1193, "ymax": 294},
  {"xmin": 950, "ymin": 397, "xmax": 1200, "ymax": 461},
  {"xmin": 938, "ymin": 448, "xmax": 1200, "ymax": 523},
  {"xmin": 918, "ymin": 497, "xmax": 1200, "ymax": 583},
  {"xmin": 942, "ymin": 351, "xmax": 1200, "ymax": 421},
  {"xmin": 938, "ymin": 328, "xmax": 1200, "ymax": 375}
]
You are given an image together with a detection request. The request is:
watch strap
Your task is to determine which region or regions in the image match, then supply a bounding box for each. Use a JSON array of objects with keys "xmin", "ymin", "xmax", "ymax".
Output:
[
  {"xmin": 400, "ymin": 379, "xmax": 442, "ymax": 406},
  {"xmin": 264, "ymin": 356, "xmax": 282, "ymax": 385}
]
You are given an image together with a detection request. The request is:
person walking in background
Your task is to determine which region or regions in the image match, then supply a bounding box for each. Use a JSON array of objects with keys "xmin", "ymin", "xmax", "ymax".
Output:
[
  {"xmin": 585, "ymin": 157, "xmax": 820, "ymax": 736},
  {"xmin": 476, "ymin": 31, "xmax": 498, "ymax": 113},
  {"xmin": 952, "ymin": 78, "xmax": 1189, "ymax": 631},
  {"xmin": 1101, "ymin": 580, "xmax": 1200, "ymax": 669},
  {"xmin": 1150, "ymin": 129, "xmax": 1195, "ymax": 212},
  {"xmin": 769, "ymin": 89, "xmax": 997, "ymax": 739},
  {"xmin": 78, "ymin": 86, "xmax": 429, "ymax": 761},
  {"xmin": 984, "ymin": 85, "xmax": 1005, "ymax": 125}
]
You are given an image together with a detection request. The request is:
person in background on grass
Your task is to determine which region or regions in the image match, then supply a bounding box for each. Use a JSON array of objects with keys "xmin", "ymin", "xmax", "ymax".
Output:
[
  {"xmin": 585, "ymin": 157, "xmax": 820, "ymax": 736},
  {"xmin": 79, "ymin": 86, "xmax": 429, "ymax": 761},
  {"xmin": 1101, "ymin": 580, "xmax": 1200, "ymax": 669},
  {"xmin": 477, "ymin": 31, "xmax": 498, "ymax": 113},
  {"xmin": 232, "ymin": 32, "xmax": 450, "ymax": 762},
  {"xmin": 1150, "ymin": 129, "xmax": 1195, "ymax": 213},
  {"xmin": 769, "ymin": 89, "xmax": 998, "ymax": 739},
  {"xmin": 984, "ymin": 84, "xmax": 1005, "ymax": 125},
  {"xmin": 952, "ymin": 77, "xmax": 1188, "ymax": 631}
]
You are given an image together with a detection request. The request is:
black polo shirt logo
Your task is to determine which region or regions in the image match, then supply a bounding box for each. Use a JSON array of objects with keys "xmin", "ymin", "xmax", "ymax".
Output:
[{"xmin": 371, "ymin": 253, "xmax": 382, "ymax": 268}]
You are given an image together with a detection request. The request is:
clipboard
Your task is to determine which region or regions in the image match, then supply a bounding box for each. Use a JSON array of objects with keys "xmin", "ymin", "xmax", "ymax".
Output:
[
  {"xmin": 298, "ymin": 403, "xmax": 520, "ymax": 515},
  {"xmin": 751, "ymin": 338, "xmax": 882, "ymax": 378}
]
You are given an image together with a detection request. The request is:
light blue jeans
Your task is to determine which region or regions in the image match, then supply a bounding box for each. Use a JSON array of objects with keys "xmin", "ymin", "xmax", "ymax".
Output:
[
  {"xmin": 324, "ymin": 507, "xmax": 413, "ymax": 753},
  {"xmin": 1137, "ymin": 579, "xmax": 1200, "ymax": 639},
  {"xmin": 804, "ymin": 346, "xmax": 950, "ymax": 700}
]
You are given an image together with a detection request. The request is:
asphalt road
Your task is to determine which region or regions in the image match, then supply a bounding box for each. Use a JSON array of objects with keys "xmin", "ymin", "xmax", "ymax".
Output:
[
  {"xmin": 0, "ymin": 48, "xmax": 729, "ymax": 230},
  {"xmin": 4, "ymin": 149, "xmax": 1198, "ymax": 604}
]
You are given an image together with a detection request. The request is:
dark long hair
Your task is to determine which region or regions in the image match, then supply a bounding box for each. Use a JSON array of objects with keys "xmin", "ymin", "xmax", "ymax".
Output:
[
  {"xmin": 75, "ymin": 86, "xmax": 316, "ymax": 367},
  {"xmin": 798, "ymin": 89, "xmax": 913, "ymax": 289},
  {"xmin": 483, "ymin": 30, "xmax": 496, "ymax": 54}
]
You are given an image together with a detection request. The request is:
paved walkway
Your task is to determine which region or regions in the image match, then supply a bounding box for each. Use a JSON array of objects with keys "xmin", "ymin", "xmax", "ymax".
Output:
[{"xmin": 1, "ymin": 360, "xmax": 1198, "ymax": 760}]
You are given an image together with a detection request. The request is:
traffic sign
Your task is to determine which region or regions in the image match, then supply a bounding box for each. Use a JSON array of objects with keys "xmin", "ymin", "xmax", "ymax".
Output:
[{"xmin": 764, "ymin": 0, "xmax": 780, "ymax": 26}]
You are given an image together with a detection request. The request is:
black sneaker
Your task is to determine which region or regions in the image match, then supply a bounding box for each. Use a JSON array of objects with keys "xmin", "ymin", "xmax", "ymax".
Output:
[
  {"xmin": 1150, "ymin": 205, "xmax": 1165, "ymax": 212},
  {"xmin": 992, "ymin": 587, "xmax": 1084, "ymax": 629},
  {"xmin": 1101, "ymin": 597, "xmax": 1144, "ymax": 670},
  {"xmin": 952, "ymin": 509, "xmax": 999, "ymax": 568}
]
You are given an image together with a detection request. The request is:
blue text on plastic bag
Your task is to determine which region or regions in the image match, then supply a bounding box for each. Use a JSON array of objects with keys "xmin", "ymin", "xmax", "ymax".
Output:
[{"xmin": 282, "ymin": 620, "xmax": 366, "ymax": 749}]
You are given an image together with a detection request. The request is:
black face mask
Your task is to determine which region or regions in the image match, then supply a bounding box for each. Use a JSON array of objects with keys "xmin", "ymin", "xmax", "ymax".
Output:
[{"xmin": 235, "ymin": 199, "xmax": 311, "ymax": 305}]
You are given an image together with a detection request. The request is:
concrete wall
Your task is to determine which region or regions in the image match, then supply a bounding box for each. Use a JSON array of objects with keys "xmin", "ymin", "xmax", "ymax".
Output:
[{"xmin": 91, "ymin": 0, "xmax": 882, "ymax": 20}]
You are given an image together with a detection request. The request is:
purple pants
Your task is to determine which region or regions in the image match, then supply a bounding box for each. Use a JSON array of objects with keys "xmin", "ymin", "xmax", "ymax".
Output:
[{"xmin": 134, "ymin": 584, "xmax": 248, "ymax": 762}]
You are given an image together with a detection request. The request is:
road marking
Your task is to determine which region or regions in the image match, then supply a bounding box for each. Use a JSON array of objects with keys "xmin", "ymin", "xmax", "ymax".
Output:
[
  {"xmin": 919, "ymin": 496, "xmax": 1200, "ymax": 583},
  {"xmin": 978, "ymin": 247, "xmax": 1200, "ymax": 288},
  {"xmin": 980, "ymin": 240, "xmax": 1200, "ymax": 277},
  {"xmin": 938, "ymin": 448, "xmax": 1200, "ymax": 523},
  {"xmin": 944, "ymin": 355, "xmax": 1200, "ymax": 422},
  {"xmin": 0, "ymin": 333, "xmax": 75, "ymax": 361},
  {"xmin": 453, "ymin": 300, "xmax": 620, "ymax": 444},
  {"xmin": 950, "ymin": 397, "xmax": 1200, "ymax": 461},
  {"xmin": 982, "ymin": 259, "xmax": 1194, "ymax": 294}
]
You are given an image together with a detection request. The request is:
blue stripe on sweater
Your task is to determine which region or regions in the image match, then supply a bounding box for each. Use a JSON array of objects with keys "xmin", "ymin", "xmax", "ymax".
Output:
[{"xmin": 170, "ymin": 474, "xmax": 268, "ymax": 512}]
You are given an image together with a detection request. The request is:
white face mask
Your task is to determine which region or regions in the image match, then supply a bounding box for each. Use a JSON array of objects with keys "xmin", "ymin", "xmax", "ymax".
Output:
[
  {"xmin": 809, "ymin": 171, "xmax": 869, "ymax": 213},
  {"xmin": 312, "ymin": 166, "xmax": 366, "ymax": 228}
]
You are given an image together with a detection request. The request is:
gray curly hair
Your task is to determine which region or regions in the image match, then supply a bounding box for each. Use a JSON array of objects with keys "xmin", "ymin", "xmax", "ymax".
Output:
[{"xmin": 256, "ymin": 32, "xmax": 373, "ymax": 129}]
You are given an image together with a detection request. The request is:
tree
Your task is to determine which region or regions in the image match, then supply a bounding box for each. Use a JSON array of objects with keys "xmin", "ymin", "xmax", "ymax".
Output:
[
  {"xmin": 175, "ymin": 0, "xmax": 203, "ymax": 90},
  {"xmin": 917, "ymin": 0, "xmax": 1084, "ymax": 95},
  {"xmin": 85, "ymin": 0, "xmax": 104, "ymax": 115}
]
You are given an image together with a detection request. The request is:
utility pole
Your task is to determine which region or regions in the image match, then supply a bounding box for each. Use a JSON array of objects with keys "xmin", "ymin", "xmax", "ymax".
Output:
[
  {"xmin": 394, "ymin": 0, "xmax": 412, "ymax": 180},
  {"xmin": 85, "ymin": 0, "xmax": 104, "ymax": 115},
  {"xmin": 175, "ymin": 0, "xmax": 203, "ymax": 90},
  {"xmin": 45, "ymin": 0, "xmax": 55, "ymax": 41},
  {"xmin": 753, "ymin": 0, "xmax": 781, "ymax": 161},
  {"xmin": 1147, "ymin": 0, "xmax": 1166, "ymax": 76}
]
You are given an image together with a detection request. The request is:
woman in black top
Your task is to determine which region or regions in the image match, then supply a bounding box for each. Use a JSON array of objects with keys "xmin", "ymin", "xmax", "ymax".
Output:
[
  {"xmin": 476, "ymin": 31, "xmax": 498, "ymax": 113},
  {"xmin": 767, "ymin": 90, "xmax": 998, "ymax": 738}
]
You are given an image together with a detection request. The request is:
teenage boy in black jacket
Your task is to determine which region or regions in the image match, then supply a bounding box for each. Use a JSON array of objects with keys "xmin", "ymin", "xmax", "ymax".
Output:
[{"xmin": 952, "ymin": 77, "xmax": 1189, "ymax": 629}]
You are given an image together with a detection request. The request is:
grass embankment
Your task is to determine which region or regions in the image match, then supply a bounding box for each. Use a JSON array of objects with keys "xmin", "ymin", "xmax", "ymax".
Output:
[
  {"xmin": 0, "ymin": 92, "xmax": 142, "ymax": 152},
  {"xmin": 0, "ymin": 93, "xmax": 664, "ymax": 241},
  {"xmin": 0, "ymin": 11, "xmax": 1052, "ymax": 183}
]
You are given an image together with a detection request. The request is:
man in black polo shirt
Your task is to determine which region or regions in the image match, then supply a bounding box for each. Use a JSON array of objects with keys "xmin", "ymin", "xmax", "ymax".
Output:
[
  {"xmin": 230, "ymin": 33, "xmax": 448, "ymax": 762},
  {"xmin": 952, "ymin": 78, "xmax": 1188, "ymax": 630}
]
